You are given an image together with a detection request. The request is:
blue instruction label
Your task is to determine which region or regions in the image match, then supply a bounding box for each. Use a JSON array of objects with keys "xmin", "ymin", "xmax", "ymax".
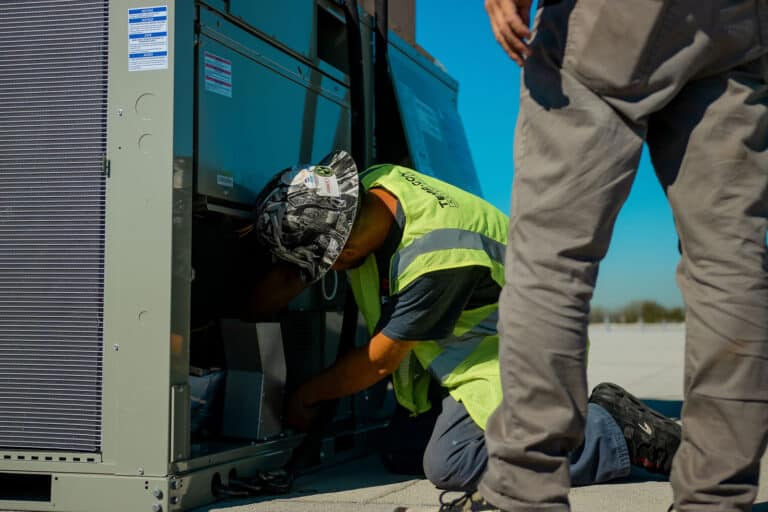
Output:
[{"xmin": 128, "ymin": 5, "xmax": 169, "ymax": 72}]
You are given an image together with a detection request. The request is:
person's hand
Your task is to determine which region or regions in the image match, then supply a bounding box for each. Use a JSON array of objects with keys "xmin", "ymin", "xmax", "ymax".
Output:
[
  {"xmin": 485, "ymin": 0, "xmax": 533, "ymax": 66},
  {"xmin": 284, "ymin": 388, "xmax": 321, "ymax": 432}
]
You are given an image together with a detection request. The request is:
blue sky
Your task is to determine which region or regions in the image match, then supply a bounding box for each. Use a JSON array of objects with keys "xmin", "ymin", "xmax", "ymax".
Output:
[{"xmin": 415, "ymin": 0, "xmax": 684, "ymax": 308}]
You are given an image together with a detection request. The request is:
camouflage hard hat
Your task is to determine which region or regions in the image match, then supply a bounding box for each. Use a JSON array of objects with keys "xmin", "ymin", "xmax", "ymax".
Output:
[{"xmin": 254, "ymin": 150, "xmax": 360, "ymax": 284}]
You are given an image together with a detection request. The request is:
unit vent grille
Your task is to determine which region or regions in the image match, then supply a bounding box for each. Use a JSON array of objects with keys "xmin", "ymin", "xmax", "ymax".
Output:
[
  {"xmin": 0, "ymin": 0, "xmax": 109, "ymax": 452},
  {"xmin": 1, "ymin": 451, "xmax": 100, "ymax": 464}
]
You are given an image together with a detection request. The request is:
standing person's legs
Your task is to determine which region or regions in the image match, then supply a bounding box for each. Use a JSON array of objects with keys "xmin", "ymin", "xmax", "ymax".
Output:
[
  {"xmin": 479, "ymin": 3, "xmax": 649, "ymax": 510},
  {"xmin": 423, "ymin": 396, "xmax": 630, "ymax": 492},
  {"xmin": 647, "ymin": 57, "xmax": 768, "ymax": 512}
]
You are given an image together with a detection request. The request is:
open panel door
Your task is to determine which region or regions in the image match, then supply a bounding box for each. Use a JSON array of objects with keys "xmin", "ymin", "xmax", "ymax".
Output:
[{"xmin": 386, "ymin": 32, "xmax": 482, "ymax": 195}]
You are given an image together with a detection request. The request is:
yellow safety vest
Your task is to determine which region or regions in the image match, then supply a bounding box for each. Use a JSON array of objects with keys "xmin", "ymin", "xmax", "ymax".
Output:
[{"xmin": 346, "ymin": 165, "xmax": 508, "ymax": 429}]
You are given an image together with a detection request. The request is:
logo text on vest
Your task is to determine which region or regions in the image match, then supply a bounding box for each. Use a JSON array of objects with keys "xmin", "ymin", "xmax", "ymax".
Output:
[{"xmin": 399, "ymin": 171, "xmax": 458, "ymax": 208}]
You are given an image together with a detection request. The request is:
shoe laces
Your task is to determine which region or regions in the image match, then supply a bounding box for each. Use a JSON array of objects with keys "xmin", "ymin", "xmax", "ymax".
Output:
[
  {"xmin": 438, "ymin": 491, "xmax": 489, "ymax": 511},
  {"xmin": 439, "ymin": 491, "xmax": 472, "ymax": 511}
]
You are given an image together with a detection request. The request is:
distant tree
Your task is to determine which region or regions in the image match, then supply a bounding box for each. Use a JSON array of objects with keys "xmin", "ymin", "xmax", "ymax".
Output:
[
  {"xmin": 590, "ymin": 300, "xmax": 685, "ymax": 324},
  {"xmin": 666, "ymin": 307, "xmax": 685, "ymax": 322},
  {"xmin": 615, "ymin": 301, "xmax": 641, "ymax": 323},
  {"xmin": 589, "ymin": 306, "xmax": 608, "ymax": 324},
  {"xmin": 640, "ymin": 301, "xmax": 667, "ymax": 323}
]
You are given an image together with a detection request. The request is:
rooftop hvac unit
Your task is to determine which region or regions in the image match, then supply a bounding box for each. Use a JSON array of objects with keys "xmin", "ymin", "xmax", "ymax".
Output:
[
  {"xmin": 0, "ymin": 1, "xmax": 357, "ymax": 510},
  {"xmin": 0, "ymin": 1, "xmax": 480, "ymax": 510}
]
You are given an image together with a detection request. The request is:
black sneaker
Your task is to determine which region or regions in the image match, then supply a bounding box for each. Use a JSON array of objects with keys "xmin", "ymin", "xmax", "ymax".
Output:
[{"xmin": 588, "ymin": 382, "xmax": 681, "ymax": 475}]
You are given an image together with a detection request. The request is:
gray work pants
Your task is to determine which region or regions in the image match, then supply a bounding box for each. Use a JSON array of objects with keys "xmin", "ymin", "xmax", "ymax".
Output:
[{"xmin": 480, "ymin": 2, "xmax": 768, "ymax": 511}]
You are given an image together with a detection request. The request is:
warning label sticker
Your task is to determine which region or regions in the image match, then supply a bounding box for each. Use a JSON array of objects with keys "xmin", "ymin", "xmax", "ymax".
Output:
[
  {"xmin": 216, "ymin": 174, "xmax": 234, "ymax": 188},
  {"xmin": 204, "ymin": 52, "xmax": 233, "ymax": 98},
  {"xmin": 128, "ymin": 5, "xmax": 169, "ymax": 72}
]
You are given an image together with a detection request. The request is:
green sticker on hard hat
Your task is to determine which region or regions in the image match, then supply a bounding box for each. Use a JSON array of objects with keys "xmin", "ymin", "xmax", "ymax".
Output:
[{"xmin": 314, "ymin": 166, "xmax": 334, "ymax": 177}]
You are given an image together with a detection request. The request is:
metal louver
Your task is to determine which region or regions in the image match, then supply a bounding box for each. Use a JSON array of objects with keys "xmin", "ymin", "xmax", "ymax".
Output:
[{"xmin": 0, "ymin": 0, "xmax": 109, "ymax": 452}]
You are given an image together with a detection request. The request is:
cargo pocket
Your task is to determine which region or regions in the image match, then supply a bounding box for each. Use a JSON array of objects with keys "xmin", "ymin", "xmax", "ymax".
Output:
[{"xmin": 562, "ymin": 0, "xmax": 677, "ymax": 94}]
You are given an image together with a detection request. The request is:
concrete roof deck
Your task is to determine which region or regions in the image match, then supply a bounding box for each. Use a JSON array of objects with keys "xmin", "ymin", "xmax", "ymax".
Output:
[{"xmin": 197, "ymin": 324, "xmax": 768, "ymax": 512}]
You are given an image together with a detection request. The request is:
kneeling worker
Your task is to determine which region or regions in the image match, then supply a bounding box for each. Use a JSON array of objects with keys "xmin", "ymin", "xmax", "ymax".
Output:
[{"xmin": 253, "ymin": 150, "xmax": 681, "ymax": 507}]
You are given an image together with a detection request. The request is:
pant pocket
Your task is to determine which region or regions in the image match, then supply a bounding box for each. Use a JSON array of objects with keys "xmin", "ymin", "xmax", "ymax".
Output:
[{"xmin": 563, "ymin": 0, "xmax": 677, "ymax": 93}]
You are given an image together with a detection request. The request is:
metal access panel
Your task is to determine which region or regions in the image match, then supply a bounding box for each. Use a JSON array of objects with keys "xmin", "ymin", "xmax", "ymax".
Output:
[
  {"xmin": 0, "ymin": 0, "xmax": 108, "ymax": 454},
  {"xmin": 228, "ymin": 0, "xmax": 316, "ymax": 58},
  {"xmin": 196, "ymin": 7, "xmax": 351, "ymax": 206},
  {"xmin": 387, "ymin": 32, "xmax": 482, "ymax": 195}
]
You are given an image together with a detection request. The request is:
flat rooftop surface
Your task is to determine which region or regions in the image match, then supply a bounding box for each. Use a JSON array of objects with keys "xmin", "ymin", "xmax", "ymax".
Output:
[{"xmin": 197, "ymin": 324, "xmax": 768, "ymax": 512}]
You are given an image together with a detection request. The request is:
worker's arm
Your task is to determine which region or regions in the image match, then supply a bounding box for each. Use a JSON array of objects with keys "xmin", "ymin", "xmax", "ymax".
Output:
[
  {"xmin": 284, "ymin": 266, "xmax": 498, "ymax": 430},
  {"xmin": 285, "ymin": 332, "xmax": 415, "ymax": 431}
]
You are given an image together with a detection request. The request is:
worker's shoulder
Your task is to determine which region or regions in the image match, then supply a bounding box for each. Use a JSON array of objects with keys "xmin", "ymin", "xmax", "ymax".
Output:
[{"xmin": 361, "ymin": 163, "xmax": 405, "ymax": 177}]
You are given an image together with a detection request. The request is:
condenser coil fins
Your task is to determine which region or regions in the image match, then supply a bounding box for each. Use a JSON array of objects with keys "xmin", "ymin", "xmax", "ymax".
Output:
[{"xmin": 0, "ymin": 0, "xmax": 109, "ymax": 452}]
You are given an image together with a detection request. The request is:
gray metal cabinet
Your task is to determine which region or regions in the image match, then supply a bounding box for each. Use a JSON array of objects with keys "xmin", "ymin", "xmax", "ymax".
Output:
[{"xmin": 196, "ymin": 9, "xmax": 350, "ymax": 205}]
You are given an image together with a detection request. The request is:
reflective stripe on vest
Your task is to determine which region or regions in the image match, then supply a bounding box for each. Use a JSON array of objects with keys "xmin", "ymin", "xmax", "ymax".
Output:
[
  {"xmin": 390, "ymin": 229, "xmax": 506, "ymax": 286},
  {"xmin": 428, "ymin": 310, "xmax": 498, "ymax": 381}
]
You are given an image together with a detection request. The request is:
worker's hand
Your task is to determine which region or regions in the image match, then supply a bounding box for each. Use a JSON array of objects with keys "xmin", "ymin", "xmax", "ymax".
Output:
[
  {"xmin": 485, "ymin": 0, "xmax": 533, "ymax": 66},
  {"xmin": 284, "ymin": 388, "xmax": 321, "ymax": 432}
]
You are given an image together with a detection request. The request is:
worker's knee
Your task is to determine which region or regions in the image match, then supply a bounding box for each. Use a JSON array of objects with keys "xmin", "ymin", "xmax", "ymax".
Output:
[
  {"xmin": 423, "ymin": 446, "xmax": 461, "ymax": 491},
  {"xmin": 422, "ymin": 396, "xmax": 488, "ymax": 491},
  {"xmin": 422, "ymin": 442, "xmax": 481, "ymax": 492}
]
